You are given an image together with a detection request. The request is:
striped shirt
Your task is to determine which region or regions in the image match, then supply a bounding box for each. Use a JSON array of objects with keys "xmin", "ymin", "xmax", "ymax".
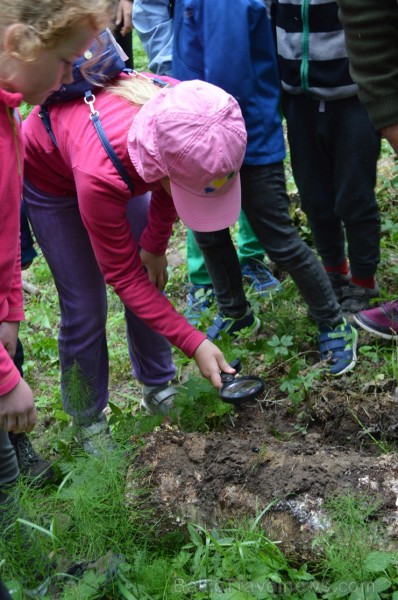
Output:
[{"xmin": 274, "ymin": 0, "xmax": 357, "ymax": 100}]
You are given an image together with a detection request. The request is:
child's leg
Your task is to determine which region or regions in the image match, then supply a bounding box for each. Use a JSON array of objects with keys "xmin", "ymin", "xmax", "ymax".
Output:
[
  {"xmin": 236, "ymin": 210, "xmax": 264, "ymax": 263},
  {"xmin": 327, "ymin": 97, "xmax": 381, "ymax": 282},
  {"xmin": 125, "ymin": 195, "xmax": 176, "ymax": 385},
  {"xmin": 282, "ymin": 93, "xmax": 347, "ymax": 270},
  {"xmin": 24, "ymin": 180, "xmax": 109, "ymax": 425},
  {"xmin": 240, "ymin": 162, "xmax": 343, "ymax": 327},
  {"xmin": 193, "ymin": 228, "xmax": 249, "ymax": 319},
  {"xmin": 187, "ymin": 229, "xmax": 213, "ymax": 286}
]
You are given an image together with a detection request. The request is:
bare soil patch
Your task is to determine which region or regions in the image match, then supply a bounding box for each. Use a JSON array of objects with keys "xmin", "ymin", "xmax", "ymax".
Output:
[{"xmin": 130, "ymin": 372, "xmax": 398, "ymax": 562}]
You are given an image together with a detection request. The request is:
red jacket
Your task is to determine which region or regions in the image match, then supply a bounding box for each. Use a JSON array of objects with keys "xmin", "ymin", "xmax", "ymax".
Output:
[
  {"xmin": 23, "ymin": 78, "xmax": 206, "ymax": 357},
  {"xmin": 0, "ymin": 88, "xmax": 25, "ymax": 396}
]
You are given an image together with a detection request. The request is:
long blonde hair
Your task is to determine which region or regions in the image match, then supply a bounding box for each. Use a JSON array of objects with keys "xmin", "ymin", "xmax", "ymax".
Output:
[
  {"xmin": 106, "ymin": 72, "xmax": 171, "ymax": 107},
  {"xmin": 0, "ymin": 0, "xmax": 115, "ymax": 62}
]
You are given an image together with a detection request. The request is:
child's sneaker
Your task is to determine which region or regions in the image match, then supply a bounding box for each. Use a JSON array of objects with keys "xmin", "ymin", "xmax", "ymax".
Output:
[
  {"xmin": 141, "ymin": 382, "xmax": 180, "ymax": 415},
  {"xmin": 318, "ymin": 319, "xmax": 358, "ymax": 376},
  {"xmin": 241, "ymin": 259, "xmax": 281, "ymax": 296},
  {"xmin": 340, "ymin": 281, "xmax": 380, "ymax": 317},
  {"xmin": 354, "ymin": 299, "xmax": 398, "ymax": 339},
  {"xmin": 185, "ymin": 284, "xmax": 215, "ymax": 325},
  {"xmin": 326, "ymin": 272, "xmax": 351, "ymax": 301},
  {"xmin": 206, "ymin": 307, "xmax": 260, "ymax": 342},
  {"xmin": 74, "ymin": 413, "xmax": 116, "ymax": 456}
]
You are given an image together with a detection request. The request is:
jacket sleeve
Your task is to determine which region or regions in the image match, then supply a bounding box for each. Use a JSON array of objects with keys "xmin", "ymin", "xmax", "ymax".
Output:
[
  {"xmin": 74, "ymin": 168, "xmax": 205, "ymax": 357},
  {"xmin": 133, "ymin": 0, "xmax": 174, "ymax": 75},
  {"xmin": 139, "ymin": 187, "xmax": 178, "ymax": 255},
  {"xmin": 338, "ymin": 0, "xmax": 398, "ymax": 130}
]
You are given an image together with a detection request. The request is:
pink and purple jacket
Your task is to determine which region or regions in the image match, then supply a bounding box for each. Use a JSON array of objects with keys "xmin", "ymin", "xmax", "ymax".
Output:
[
  {"xmin": 23, "ymin": 79, "xmax": 206, "ymax": 358},
  {"xmin": 0, "ymin": 88, "xmax": 25, "ymax": 396}
]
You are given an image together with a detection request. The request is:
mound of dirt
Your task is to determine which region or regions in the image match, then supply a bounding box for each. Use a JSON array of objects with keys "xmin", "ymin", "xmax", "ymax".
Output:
[{"xmin": 128, "ymin": 376, "xmax": 398, "ymax": 562}]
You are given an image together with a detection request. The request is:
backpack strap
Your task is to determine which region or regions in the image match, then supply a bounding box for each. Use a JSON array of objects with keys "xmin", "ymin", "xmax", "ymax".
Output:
[
  {"xmin": 38, "ymin": 86, "xmax": 135, "ymax": 193},
  {"xmin": 38, "ymin": 106, "xmax": 58, "ymax": 147},
  {"xmin": 84, "ymin": 90, "xmax": 135, "ymax": 193},
  {"xmin": 38, "ymin": 71, "xmax": 170, "ymax": 194}
]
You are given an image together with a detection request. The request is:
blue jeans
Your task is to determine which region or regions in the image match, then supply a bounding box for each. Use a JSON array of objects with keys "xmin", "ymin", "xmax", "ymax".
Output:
[
  {"xmin": 24, "ymin": 180, "xmax": 176, "ymax": 425},
  {"xmin": 282, "ymin": 93, "xmax": 381, "ymax": 279},
  {"xmin": 194, "ymin": 162, "xmax": 343, "ymax": 327}
]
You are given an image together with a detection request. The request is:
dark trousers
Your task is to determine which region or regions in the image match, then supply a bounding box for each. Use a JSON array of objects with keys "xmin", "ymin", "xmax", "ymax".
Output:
[
  {"xmin": 282, "ymin": 93, "xmax": 381, "ymax": 279},
  {"xmin": 194, "ymin": 162, "xmax": 343, "ymax": 327},
  {"xmin": 114, "ymin": 27, "xmax": 133, "ymax": 69},
  {"xmin": 0, "ymin": 580, "xmax": 12, "ymax": 600}
]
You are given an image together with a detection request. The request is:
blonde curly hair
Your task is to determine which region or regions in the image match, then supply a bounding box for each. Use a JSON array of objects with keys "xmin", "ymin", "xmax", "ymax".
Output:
[{"xmin": 0, "ymin": 0, "xmax": 116, "ymax": 62}]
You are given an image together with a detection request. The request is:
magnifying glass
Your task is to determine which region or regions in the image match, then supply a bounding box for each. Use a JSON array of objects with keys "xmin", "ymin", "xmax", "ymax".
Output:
[{"xmin": 219, "ymin": 359, "xmax": 265, "ymax": 405}]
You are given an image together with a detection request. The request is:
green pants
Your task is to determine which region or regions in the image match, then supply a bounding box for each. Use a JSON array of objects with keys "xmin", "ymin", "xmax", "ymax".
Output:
[{"xmin": 187, "ymin": 210, "xmax": 264, "ymax": 285}]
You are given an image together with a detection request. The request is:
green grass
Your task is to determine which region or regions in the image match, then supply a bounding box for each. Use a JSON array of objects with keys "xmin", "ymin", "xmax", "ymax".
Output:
[{"xmin": 5, "ymin": 32, "xmax": 398, "ymax": 600}]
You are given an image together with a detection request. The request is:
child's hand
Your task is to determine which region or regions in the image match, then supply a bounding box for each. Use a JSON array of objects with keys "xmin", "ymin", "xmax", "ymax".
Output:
[
  {"xmin": 140, "ymin": 249, "xmax": 169, "ymax": 291},
  {"xmin": 0, "ymin": 379, "xmax": 37, "ymax": 433},
  {"xmin": 0, "ymin": 321, "xmax": 19, "ymax": 358},
  {"xmin": 193, "ymin": 339, "xmax": 236, "ymax": 389}
]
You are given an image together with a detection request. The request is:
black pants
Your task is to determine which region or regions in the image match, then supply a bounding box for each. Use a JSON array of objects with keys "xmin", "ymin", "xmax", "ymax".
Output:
[
  {"xmin": 114, "ymin": 26, "xmax": 133, "ymax": 69},
  {"xmin": 282, "ymin": 93, "xmax": 381, "ymax": 279},
  {"xmin": 0, "ymin": 580, "xmax": 11, "ymax": 600},
  {"xmin": 194, "ymin": 162, "xmax": 342, "ymax": 327}
]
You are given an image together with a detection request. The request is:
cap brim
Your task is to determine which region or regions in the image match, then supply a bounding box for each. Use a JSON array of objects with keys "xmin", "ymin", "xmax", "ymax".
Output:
[{"xmin": 170, "ymin": 173, "xmax": 241, "ymax": 232}]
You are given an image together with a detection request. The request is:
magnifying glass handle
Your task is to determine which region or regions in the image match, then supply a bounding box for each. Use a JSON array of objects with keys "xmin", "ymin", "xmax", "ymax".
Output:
[
  {"xmin": 220, "ymin": 358, "xmax": 242, "ymax": 384},
  {"xmin": 229, "ymin": 358, "xmax": 242, "ymax": 373}
]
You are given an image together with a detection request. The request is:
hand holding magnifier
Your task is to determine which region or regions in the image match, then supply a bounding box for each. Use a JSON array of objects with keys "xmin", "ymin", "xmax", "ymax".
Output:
[{"xmin": 219, "ymin": 359, "xmax": 265, "ymax": 405}]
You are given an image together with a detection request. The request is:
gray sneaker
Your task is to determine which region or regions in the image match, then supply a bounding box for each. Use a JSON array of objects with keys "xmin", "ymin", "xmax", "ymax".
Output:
[
  {"xmin": 74, "ymin": 413, "xmax": 116, "ymax": 455},
  {"xmin": 141, "ymin": 383, "xmax": 180, "ymax": 416},
  {"xmin": 340, "ymin": 281, "xmax": 380, "ymax": 319},
  {"xmin": 326, "ymin": 272, "xmax": 351, "ymax": 301}
]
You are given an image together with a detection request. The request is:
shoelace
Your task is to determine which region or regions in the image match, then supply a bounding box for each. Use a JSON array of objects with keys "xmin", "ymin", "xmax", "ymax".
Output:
[{"xmin": 17, "ymin": 439, "xmax": 39, "ymax": 465}]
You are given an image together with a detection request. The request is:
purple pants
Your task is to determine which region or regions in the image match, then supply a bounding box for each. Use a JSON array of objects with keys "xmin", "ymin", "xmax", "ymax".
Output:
[{"xmin": 24, "ymin": 179, "xmax": 176, "ymax": 424}]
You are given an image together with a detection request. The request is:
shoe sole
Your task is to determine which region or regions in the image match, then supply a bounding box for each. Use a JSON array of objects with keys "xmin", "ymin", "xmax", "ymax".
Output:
[
  {"xmin": 331, "ymin": 326, "xmax": 358, "ymax": 376},
  {"xmin": 353, "ymin": 314, "xmax": 397, "ymax": 340}
]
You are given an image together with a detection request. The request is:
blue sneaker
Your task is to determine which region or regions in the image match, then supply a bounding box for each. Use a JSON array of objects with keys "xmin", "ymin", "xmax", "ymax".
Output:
[
  {"xmin": 185, "ymin": 284, "xmax": 215, "ymax": 325},
  {"xmin": 207, "ymin": 307, "xmax": 260, "ymax": 342},
  {"xmin": 241, "ymin": 259, "xmax": 281, "ymax": 296},
  {"xmin": 318, "ymin": 319, "xmax": 358, "ymax": 376}
]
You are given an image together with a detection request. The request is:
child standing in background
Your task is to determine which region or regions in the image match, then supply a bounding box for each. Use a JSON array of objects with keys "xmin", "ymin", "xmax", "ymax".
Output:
[
  {"xmin": 272, "ymin": 0, "xmax": 381, "ymax": 319},
  {"xmin": 171, "ymin": 0, "xmax": 358, "ymax": 376},
  {"xmin": 133, "ymin": 0, "xmax": 281, "ymax": 325}
]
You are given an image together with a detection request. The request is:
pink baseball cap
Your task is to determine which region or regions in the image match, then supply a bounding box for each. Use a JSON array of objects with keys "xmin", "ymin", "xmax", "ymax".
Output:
[{"xmin": 127, "ymin": 80, "xmax": 247, "ymax": 232}]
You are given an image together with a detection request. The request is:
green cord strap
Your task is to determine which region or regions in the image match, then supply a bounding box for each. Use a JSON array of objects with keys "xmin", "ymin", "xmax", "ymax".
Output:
[{"xmin": 300, "ymin": 0, "xmax": 311, "ymax": 95}]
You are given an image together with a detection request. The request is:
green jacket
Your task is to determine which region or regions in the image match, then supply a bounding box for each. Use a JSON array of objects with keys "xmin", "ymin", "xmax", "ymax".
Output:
[{"xmin": 338, "ymin": 0, "xmax": 398, "ymax": 130}]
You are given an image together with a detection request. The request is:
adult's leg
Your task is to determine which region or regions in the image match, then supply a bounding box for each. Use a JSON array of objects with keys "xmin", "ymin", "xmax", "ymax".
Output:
[
  {"xmin": 114, "ymin": 28, "xmax": 133, "ymax": 69},
  {"xmin": 124, "ymin": 195, "xmax": 176, "ymax": 385},
  {"xmin": 240, "ymin": 162, "xmax": 343, "ymax": 327},
  {"xmin": 24, "ymin": 180, "xmax": 109, "ymax": 425}
]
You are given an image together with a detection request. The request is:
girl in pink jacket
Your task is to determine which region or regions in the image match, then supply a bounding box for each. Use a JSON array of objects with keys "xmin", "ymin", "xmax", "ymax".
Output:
[{"xmin": 22, "ymin": 73, "xmax": 246, "ymax": 446}]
